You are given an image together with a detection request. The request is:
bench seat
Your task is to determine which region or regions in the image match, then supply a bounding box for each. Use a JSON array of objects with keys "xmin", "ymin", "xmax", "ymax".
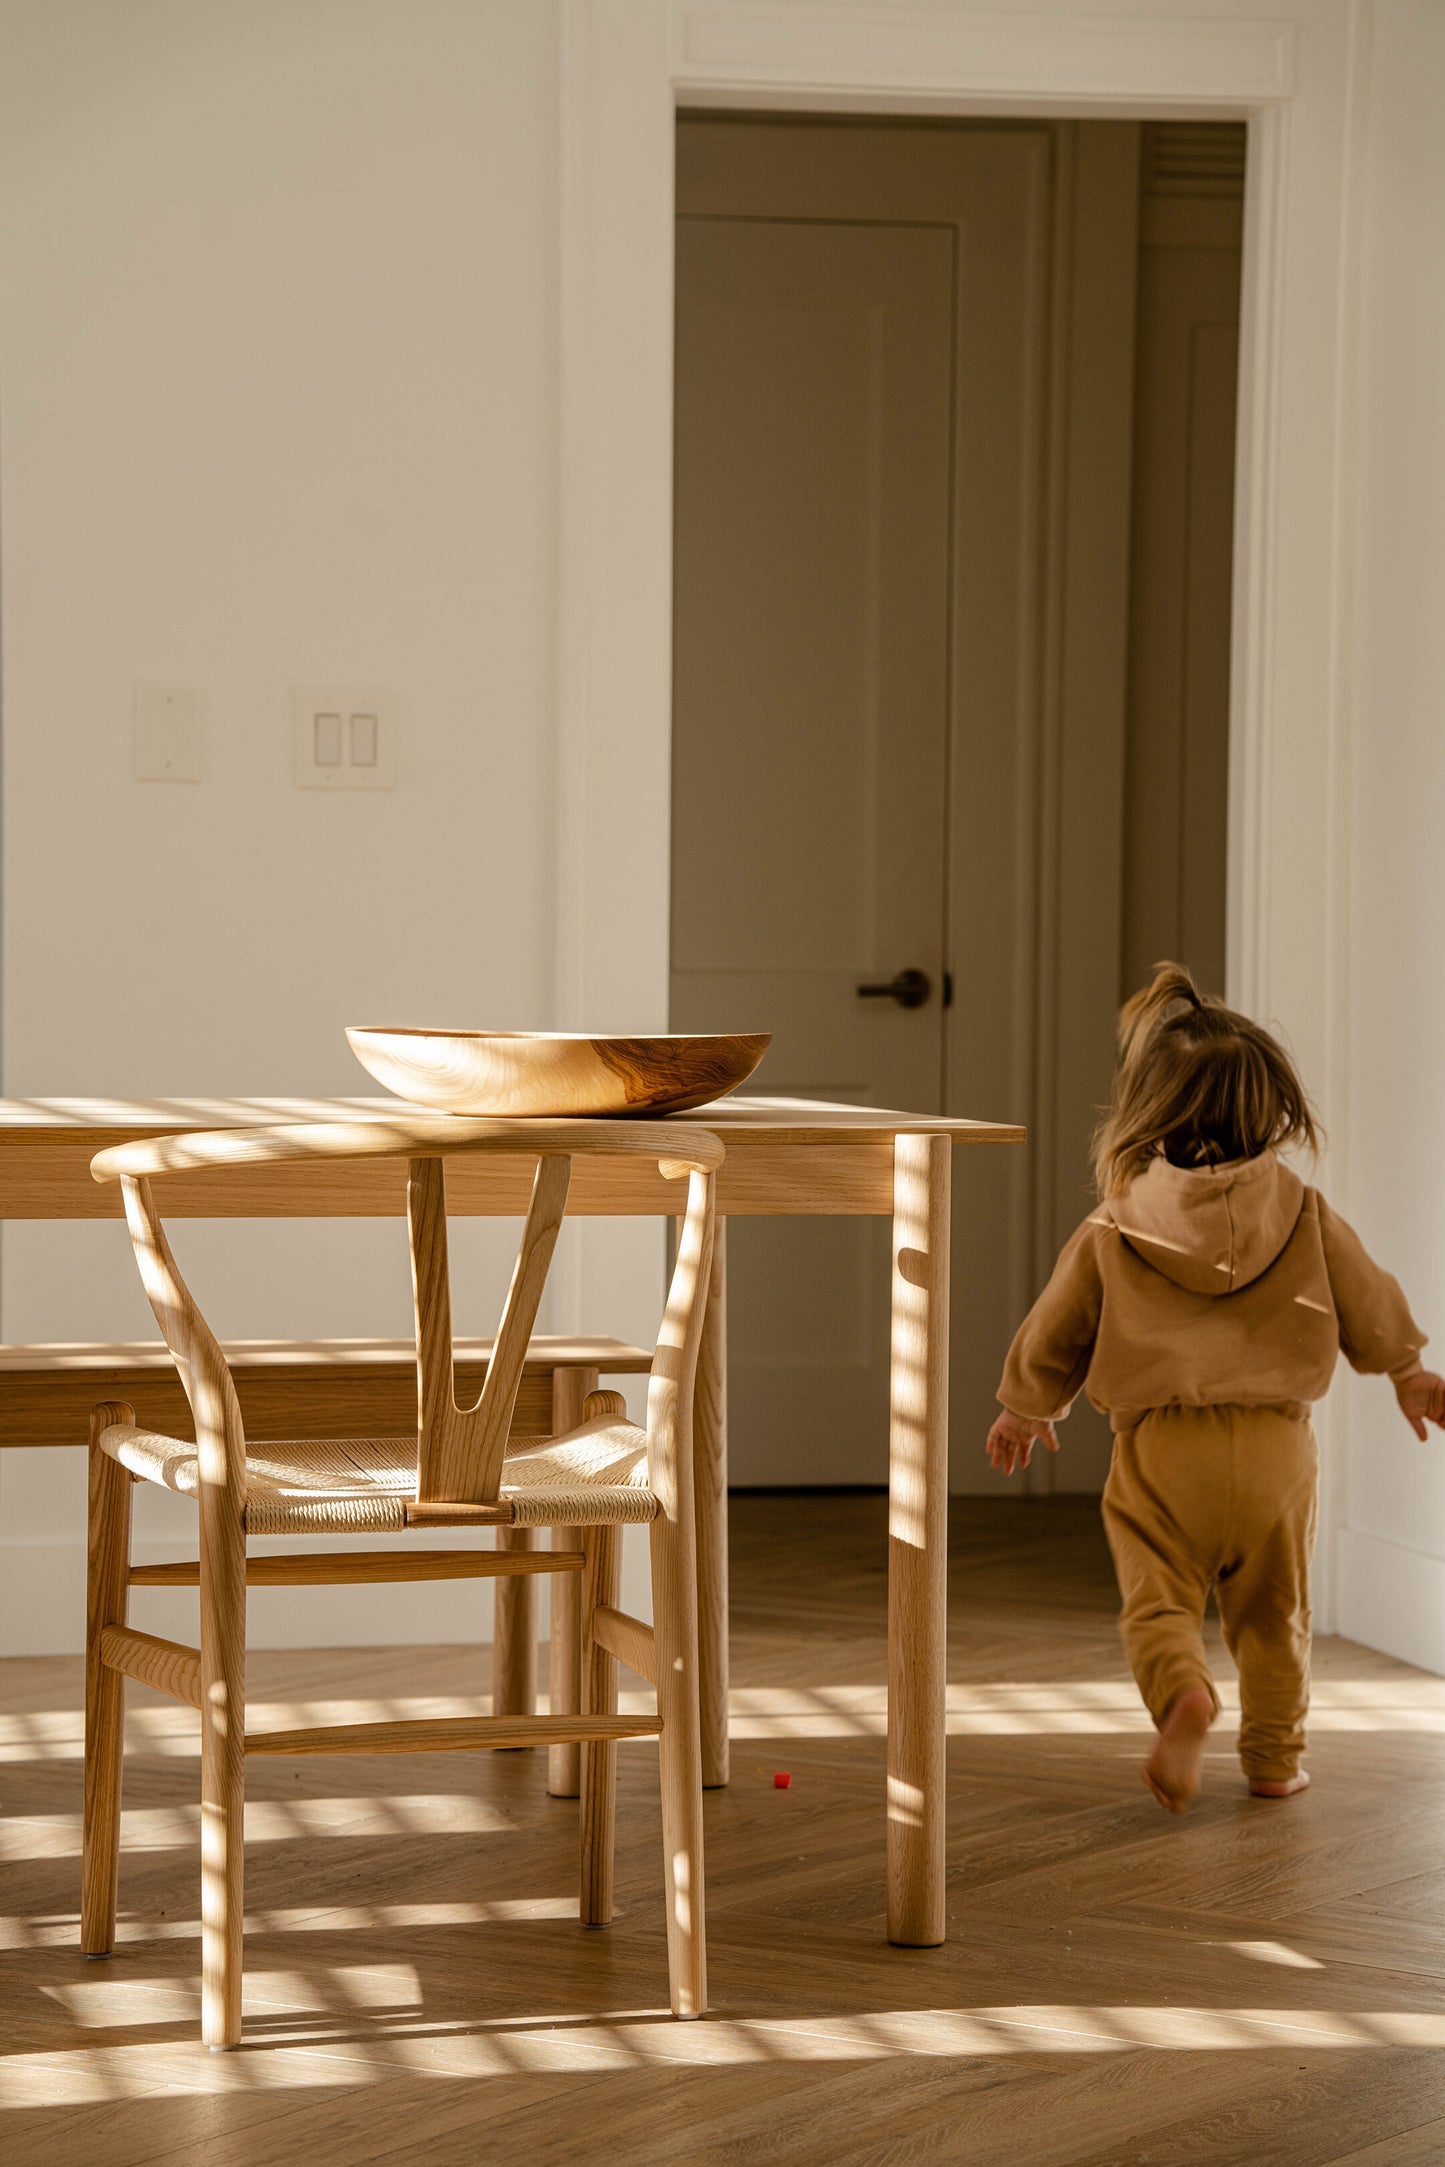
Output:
[{"xmin": 0, "ymin": 1335, "xmax": 652, "ymax": 1447}]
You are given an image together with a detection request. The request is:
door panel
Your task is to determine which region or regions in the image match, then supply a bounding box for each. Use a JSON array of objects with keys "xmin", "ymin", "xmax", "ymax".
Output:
[
  {"xmin": 671, "ymin": 218, "xmax": 952, "ymax": 1101},
  {"xmin": 672, "ymin": 214, "xmax": 951, "ymax": 1481}
]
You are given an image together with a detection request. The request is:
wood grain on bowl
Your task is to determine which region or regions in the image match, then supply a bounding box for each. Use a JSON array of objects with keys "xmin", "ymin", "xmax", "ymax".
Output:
[
  {"xmin": 590, "ymin": 1035, "xmax": 770, "ymax": 1112},
  {"xmin": 345, "ymin": 1028, "xmax": 771, "ymax": 1119}
]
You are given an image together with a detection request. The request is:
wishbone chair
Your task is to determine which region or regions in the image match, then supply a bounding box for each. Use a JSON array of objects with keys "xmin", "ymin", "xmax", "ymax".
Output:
[{"xmin": 83, "ymin": 1115, "xmax": 720, "ymax": 2047}]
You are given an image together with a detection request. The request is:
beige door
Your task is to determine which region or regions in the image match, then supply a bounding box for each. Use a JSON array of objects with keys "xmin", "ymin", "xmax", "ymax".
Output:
[{"xmin": 671, "ymin": 119, "xmax": 1055, "ymax": 1483}]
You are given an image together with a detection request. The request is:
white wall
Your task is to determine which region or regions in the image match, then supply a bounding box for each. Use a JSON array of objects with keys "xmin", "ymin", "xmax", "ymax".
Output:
[
  {"xmin": 1335, "ymin": 0, "xmax": 1445, "ymax": 1672},
  {"xmin": 0, "ymin": 0, "xmax": 578, "ymax": 1649},
  {"xmin": 3, "ymin": 0, "xmax": 1444, "ymax": 1677}
]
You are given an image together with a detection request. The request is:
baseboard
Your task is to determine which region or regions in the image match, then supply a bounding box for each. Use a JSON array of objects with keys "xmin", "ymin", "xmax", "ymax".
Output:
[
  {"xmin": 1336, "ymin": 1526, "xmax": 1445, "ymax": 1677},
  {"xmin": 0, "ymin": 1528, "xmax": 653, "ymax": 1657}
]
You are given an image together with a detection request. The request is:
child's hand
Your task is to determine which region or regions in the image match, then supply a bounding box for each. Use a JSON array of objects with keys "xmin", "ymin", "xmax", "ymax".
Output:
[
  {"xmin": 1395, "ymin": 1368, "xmax": 1445, "ymax": 1439},
  {"xmin": 986, "ymin": 1410, "xmax": 1060, "ymax": 1475}
]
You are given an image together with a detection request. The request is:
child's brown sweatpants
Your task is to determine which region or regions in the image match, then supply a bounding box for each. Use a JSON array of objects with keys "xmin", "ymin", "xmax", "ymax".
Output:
[{"xmin": 1100, "ymin": 1404, "xmax": 1318, "ymax": 1782}]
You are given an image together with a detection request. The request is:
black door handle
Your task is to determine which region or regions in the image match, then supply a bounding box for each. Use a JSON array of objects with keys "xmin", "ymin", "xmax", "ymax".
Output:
[{"xmin": 855, "ymin": 967, "xmax": 933, "ymax": 1010}]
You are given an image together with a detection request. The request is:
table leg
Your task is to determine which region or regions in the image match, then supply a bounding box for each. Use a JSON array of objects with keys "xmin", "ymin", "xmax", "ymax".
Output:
[
  {"xmin": 548, "ymin": 1366, "xmax": 597, "ymax": 1797},
  {"xmin": 887, "ymin": 1132, "xmax": 950, "ymax": 1946},
  {"xmin": 695, "ymin": 1216, "xmax": 729, "ymax": 1788}
]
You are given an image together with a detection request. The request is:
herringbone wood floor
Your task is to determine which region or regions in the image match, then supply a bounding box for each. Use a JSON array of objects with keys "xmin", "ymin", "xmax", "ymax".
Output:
[{"xmin": 3, "ymin": 1495, "xmax": 1444, "ymax": 2164}]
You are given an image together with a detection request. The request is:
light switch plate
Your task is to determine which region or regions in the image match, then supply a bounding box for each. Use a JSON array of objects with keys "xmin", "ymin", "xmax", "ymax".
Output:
[
  {"xmin": 134, "ymin": 684, "xmax": 202, "ymax": 781},
  {"xmin": 293, "ymin": 687, "xmax": 396, "ymax": 789}
]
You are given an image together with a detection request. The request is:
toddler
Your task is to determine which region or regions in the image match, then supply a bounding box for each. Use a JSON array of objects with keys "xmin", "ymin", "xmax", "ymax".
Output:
[{"xmin": 987, "ymin": 963, "xmax": 1445, "ymax": 1810}]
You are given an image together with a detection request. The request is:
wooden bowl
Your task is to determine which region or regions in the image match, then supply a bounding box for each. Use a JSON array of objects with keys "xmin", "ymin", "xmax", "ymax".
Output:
[{"xmin": 345, "ymin": 1027, "xmax": 771, "ymax": 1118}]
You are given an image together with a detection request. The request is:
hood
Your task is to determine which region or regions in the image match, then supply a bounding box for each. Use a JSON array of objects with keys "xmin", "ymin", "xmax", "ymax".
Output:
[{"xmin": 1098, "ymin": 1149, "xmax": 1305, "ymax": 1296}]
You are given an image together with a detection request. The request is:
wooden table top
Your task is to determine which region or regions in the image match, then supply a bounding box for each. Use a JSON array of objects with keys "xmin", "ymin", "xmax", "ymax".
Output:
[
  {"xmin": 0, "ymin": 1095, "xmax": 1024, "ymax": 1220},
  {"xmin": 0, "ymin": 1333, "xmax": 654, "ymax": 1376},
  {"xmin": 0, "ymin": 1094, "xmax": 1023, "ymax": 1146}
]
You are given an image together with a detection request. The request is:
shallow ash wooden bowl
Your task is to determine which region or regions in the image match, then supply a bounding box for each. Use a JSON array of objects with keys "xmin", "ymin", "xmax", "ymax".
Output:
[{"xmin": 346, "ymin": 1027, "xmax": 772, "ymax": 1119}]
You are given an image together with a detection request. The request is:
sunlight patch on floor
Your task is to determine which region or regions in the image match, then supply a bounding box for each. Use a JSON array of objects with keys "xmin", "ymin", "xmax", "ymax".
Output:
[
  {"xmin": 730, "ymin": 1676, "xmax": 1445, "ymax": 1739},
  {"xmin": 0, "ymin": 1899, "xmax": 579, "ymax": 1950},
  {"xmin": 7, "ymin": 1674, "xmax": 1445, "ymax": 1763},
  {"xmin": 5, "ymin": 2000, "xmax": 1445, "ymax": 2108},
  {"xmin": 1, "ymin": 1793, "xmax": 519, "ymax": 1863},
  {"xmin": 47, "ymin": 1963, "xmax": 423, "ymax": 2026}
]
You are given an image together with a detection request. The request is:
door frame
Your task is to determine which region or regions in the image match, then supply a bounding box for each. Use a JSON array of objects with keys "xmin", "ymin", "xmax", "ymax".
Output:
[{"xmin": 554, "ymin": 0, "xmax": 1367, "ymax": 1621}]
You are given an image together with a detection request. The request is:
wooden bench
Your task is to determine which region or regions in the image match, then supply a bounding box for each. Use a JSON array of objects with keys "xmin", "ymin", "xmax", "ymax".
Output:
[
  {"xmin": 0, "ymin": 1335, "xmax": 651, "ymax": 1447},
  {"xmin": 0, "ymin": 1333, "xmax": 652, "ymax": 1794}
]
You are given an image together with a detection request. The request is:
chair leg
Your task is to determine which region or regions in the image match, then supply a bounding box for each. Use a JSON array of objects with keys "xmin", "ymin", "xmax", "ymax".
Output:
[
  {"xmin": 650, "ymin": 1505, "xmax": 707, "ymax": 2018},
  {"xmin": 82, "ymin": 1404, "xmax": 135, "ymax": 1957},
  {"xmin": 548, "ymin": 1524, "xmax": 584, "ymax": 1797},
  {"xmin": 579, "ymin": 1524, "xmax": 620, "ymax": 1926},
  {"xmin": 548, "ymin": 1367, "xmax": 596, "ymax": 1796},
  {"xmin": 198, "ymin": 1475, "xmax": 247, "ymax": 2049},
  {"xmin": 493, "ymin": 1526, "xmax": 539, "ymax": 1732}
]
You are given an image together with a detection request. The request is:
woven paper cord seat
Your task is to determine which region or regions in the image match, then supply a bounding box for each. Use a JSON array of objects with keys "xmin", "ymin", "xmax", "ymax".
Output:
[{"xmin": 98, "ymin": 1413, "xmax": 657, "ymax": 1534}]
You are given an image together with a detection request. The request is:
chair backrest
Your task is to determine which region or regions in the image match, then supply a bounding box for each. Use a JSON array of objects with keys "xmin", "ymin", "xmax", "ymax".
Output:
[{"xmin": 91, "ymin": 1118, "xmax": 723, "ymax": 1506}]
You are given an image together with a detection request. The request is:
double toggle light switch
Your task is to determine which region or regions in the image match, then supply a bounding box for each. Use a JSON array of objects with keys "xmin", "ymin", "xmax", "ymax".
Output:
[
  {"xmin": 311, "ymin": 708, "xmax": 377, "ymax": 769},
  {"xmin": 292, "ymin": 686, "xmax": 396, "ymax": 789}
]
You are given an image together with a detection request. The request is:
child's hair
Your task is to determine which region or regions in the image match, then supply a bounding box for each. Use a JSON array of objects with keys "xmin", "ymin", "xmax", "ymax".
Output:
[{"xmin": 1092, "ymin": 962, "xmax": 1322, "ymax": 1197}]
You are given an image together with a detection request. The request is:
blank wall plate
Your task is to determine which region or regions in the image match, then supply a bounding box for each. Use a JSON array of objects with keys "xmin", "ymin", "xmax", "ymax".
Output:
[
  {"xmin": 293, "ymin": 686, "xmax": 396, "ymax": 789},
  {"xmin": 134, "ymin": 684, "xmax": 202, "ymax": 781}
]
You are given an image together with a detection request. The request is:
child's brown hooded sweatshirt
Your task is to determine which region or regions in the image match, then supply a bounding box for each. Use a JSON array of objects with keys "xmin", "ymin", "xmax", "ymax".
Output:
[{"xmin": 999, "ymin": 1150, "xmax": 1425, "ymax": 1431}]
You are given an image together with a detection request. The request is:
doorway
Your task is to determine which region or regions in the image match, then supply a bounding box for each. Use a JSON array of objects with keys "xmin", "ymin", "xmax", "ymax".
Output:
[{"xmin": 670, "ymin": 114, "xmax": 1244, "ymax": 1493}]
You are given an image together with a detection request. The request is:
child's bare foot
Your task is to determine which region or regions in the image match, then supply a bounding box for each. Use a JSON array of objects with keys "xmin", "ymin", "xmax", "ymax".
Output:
[
  {"xmin": 1249, "ymin": 1770, "xmax": 1311, "ymax": 1798},
  {"xmin": 1142, "ymin": 1686, "xmax": 1216, "ymax": 1812}
]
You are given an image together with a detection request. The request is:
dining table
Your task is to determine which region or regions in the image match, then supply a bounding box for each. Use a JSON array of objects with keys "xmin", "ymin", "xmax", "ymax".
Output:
[{"xmin": 0, "ymin": 1091, "xmax": 1024, "ymax": 1947}]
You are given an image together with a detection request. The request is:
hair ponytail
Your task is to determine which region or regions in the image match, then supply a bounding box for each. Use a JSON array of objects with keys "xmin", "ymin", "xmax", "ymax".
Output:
[
  {"xmin": 1116, "ymin": 961, "xmax": 1203, "ymax": 1067},
  {"xmin": 1093, "ymin": 961, "xmax": 1322, "ymax": 1196}
]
